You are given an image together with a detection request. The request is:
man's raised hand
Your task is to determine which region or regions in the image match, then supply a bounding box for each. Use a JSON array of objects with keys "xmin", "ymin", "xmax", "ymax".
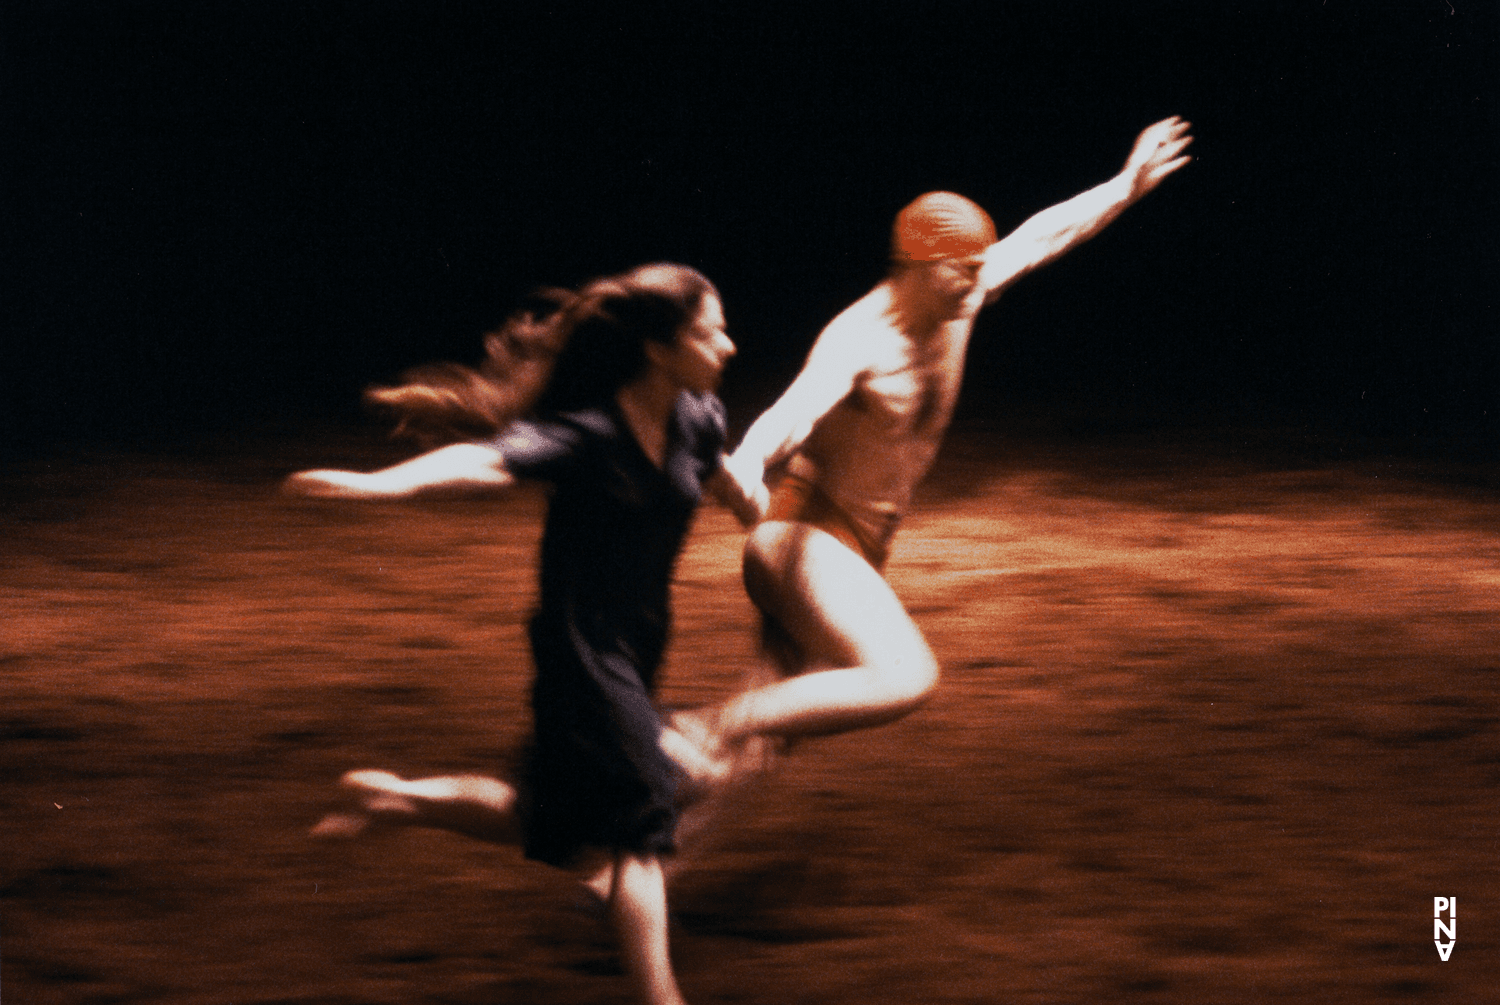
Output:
[{"xmin": 1124, "ymin": 116, "xmax": 1194, "ymax": 199}]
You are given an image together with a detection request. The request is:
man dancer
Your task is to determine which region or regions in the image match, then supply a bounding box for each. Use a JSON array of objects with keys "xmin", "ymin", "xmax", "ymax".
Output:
[{"xmin": 683, "ymin": 116, "xmax": 1194, "ymax": 754}]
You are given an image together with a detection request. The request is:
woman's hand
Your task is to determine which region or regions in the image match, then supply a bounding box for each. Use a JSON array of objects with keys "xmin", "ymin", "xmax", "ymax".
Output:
[
  {"xmin": 282, "ymin": 469, "xmax": 380, "ymax": 498},
  {"xmin": 282, "ymin": 444, "xmax": 512, "ymax": 500},
  {"xmin": 707, "ymin": 461, "xmax": 768, "ymax": 528}
]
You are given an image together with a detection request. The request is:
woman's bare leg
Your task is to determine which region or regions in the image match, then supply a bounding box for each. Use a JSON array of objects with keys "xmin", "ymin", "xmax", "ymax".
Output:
[
  {"xmin": 311, "ymin": 771, "xmax": 523, "ymax": 844},
  {"xmin": 701, "ymin": 520, "xmax": 939, "ymax": 746},
  {"xmin": 609, "ymin": 853, "xmax": 689, "ymax": 1005},
  {"xmin": 580, "ymin": 718, "xmax": 777, "ymax": 897}
]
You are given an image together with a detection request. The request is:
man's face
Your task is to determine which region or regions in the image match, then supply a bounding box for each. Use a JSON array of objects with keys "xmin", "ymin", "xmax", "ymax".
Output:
[{"xmin": 916, "ymin": 254, "xmax": 985, "ymax": 301}]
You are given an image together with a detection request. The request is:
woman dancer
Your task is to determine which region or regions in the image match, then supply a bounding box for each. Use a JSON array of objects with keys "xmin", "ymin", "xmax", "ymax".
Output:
[
  {"xmin": 683, "ymin": 116, "xmax": 1194, "ymax": 752},
  {"xmin": 287, "ymin": 263, "xmax": 758, "ymax": 1005}
]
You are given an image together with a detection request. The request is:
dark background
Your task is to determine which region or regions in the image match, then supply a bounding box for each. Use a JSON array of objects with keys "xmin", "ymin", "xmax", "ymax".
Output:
[{"xmin": 4, "ymin": 1, "xmax": 1496, "ymax": 456}]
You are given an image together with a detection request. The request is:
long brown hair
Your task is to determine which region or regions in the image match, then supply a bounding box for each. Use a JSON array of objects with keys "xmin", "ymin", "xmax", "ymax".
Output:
[{"xmin": 365, "ymin": 263, "xmax": 718, "ymax": 445}]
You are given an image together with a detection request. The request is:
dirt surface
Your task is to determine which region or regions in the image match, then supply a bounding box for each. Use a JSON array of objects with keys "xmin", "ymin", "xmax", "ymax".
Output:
[{"xmin": 4, "ymin": 425, "xmax": 1498, "ymax": 1004}]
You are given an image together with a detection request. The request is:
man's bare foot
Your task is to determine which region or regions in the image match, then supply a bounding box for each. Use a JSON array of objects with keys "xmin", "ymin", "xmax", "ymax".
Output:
[
  {"xmin": 582, "ymin": 866, "xmax": 613, "ymax": 904},
  {"xmin": 659, "ymin": 725, "xmax": 731, "ymax": 804},
  {"xmin": 668, "ymin": 707, "xmax": 730, "ymax": 758},
  {"xmin": 662, "ymin": 709, "xmax": 780, "ymax": 806},
  {"xmin": 662, "ymin": 706, "xmax": 741, "ymax": 795}
]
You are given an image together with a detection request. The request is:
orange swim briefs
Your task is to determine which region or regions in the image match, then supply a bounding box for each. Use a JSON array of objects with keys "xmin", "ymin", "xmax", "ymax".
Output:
[{"xmin": 763, "ymin": 470, "xmax": 889, "ymax": 571}]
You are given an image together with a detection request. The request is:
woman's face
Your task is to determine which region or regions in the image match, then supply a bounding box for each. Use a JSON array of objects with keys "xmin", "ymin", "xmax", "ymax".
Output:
[{"xmin": 653, "ymin": 294, "xmax": 736, "ymax": 393}]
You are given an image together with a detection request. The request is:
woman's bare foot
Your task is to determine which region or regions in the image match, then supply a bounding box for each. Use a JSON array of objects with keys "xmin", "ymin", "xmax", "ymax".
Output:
[
  {"xmin": 309, "ymin": 811, "xmax": 373, "ymax": 839},
  {"xmin": 308, "ymin": 770, "xmax": 422, "ymax": 839}
]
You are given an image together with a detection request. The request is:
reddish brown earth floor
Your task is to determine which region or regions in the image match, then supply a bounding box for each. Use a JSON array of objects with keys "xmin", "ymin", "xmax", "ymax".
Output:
[{"xmin": 4, "ymin": 425, "xmax": 1498, "ymax": 1004}]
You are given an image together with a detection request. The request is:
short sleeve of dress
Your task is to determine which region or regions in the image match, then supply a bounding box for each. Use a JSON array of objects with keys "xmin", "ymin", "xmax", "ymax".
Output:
[
  {"xmin": 682, "ymin": 392, "xmax": 728, "ymax": 472},
  {"xmin": 486, "ymin": 417, "xmax": 586, "ymax": 483}
]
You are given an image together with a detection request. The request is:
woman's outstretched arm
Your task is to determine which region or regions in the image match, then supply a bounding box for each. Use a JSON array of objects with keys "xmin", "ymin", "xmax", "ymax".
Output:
[
  {"xmin": 704, "ymin": 462, "xmax": 766, "ymax": 527},
  {"xmin": 980, "ymin": 115, "xmax": 1194, "ymax": 300},
  {"xmin": 283, "ymin": 443, "xmax": 513, "ymax": 499}
]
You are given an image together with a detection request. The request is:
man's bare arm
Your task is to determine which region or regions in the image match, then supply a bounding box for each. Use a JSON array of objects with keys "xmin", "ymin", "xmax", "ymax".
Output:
[
  {"xmin": 980, "ymin": 115, "xmax": 1193, "ymax": 300},
  {"xmin": 722, "ymin": 313, "xmax": 866, "ymax": 497}
]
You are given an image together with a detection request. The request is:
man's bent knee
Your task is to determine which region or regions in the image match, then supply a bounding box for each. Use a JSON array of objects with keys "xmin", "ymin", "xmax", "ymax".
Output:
[{"xmin": 876, "ymin": 650, "xmax": 940, "ymax": 710}]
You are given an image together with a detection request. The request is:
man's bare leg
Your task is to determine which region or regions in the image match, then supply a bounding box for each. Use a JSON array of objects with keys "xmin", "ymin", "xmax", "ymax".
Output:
[{"xmin": 681, "ymin": 520, "xmax": 938, "ymax": 751}]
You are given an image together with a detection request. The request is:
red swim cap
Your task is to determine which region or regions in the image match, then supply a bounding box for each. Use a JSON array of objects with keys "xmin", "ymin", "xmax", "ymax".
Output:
[{"xmin": 890, "ymin": 191, "xmax": 996, "ymax": 263}]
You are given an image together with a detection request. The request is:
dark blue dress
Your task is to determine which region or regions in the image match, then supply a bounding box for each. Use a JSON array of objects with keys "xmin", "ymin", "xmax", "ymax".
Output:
[{"xmin": 488, "ymin": 391, "xmax": 727, "ymax": 867}]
